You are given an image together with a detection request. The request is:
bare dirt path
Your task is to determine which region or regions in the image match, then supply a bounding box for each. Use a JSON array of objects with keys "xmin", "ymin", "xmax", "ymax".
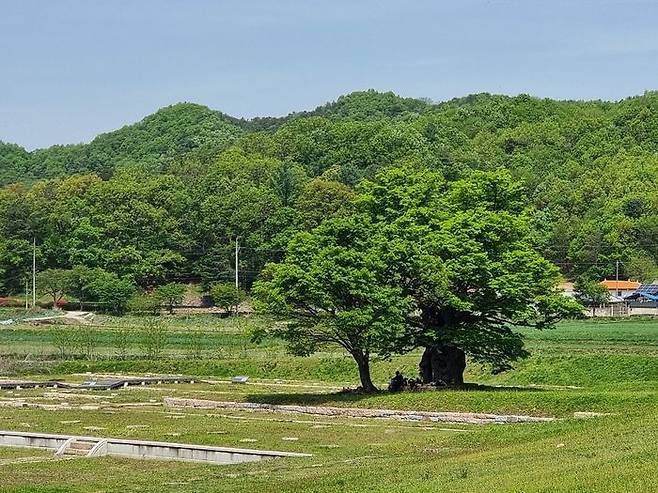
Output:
[{"xmin": 25, "ymin": 311, "xmax": 94, "ymax": 325}]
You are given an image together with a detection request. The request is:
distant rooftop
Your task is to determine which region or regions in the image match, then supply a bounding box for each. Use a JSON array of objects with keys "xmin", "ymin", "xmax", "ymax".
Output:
[{"xmin": 600, "ymin": 279, "xmax": 640, "ymax": 290}]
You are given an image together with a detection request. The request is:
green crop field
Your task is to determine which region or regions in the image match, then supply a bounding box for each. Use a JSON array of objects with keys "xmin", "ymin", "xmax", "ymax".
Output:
[{"xmin": 0, "ymin": 313, "xmax": 656, "ymax": 492}]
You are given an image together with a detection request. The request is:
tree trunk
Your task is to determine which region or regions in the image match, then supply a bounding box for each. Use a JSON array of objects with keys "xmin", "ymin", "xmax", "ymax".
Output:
[
  {"xmin": 353, "ymin": 351, "xmax": 377, "ymax": 393},
  {"xmin": 419, "ymin": 344, "xmax": 466, "ymax": 386}
]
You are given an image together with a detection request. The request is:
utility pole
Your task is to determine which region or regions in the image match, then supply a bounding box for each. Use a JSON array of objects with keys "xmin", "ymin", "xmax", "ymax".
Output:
[
  {"xmin": 616, "ymin": 259, "xmax": 620, "ymax": 297},
  {"xmin": 32, "ymin": 237, "xmax": 36, "ymax": 309},
  {"xmin": 25, "ymin": 277, "xmax": 28, "ymax": 310},
  {"xmin": 234, "ymin": 237, "xmax": 240, "ymax": 316},
  {"xmin": 234, "ymin": 237, "xmax": 240, "ymax": 290}
]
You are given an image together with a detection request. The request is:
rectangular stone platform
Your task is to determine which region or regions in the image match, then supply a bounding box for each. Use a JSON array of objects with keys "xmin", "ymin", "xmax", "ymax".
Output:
[
  {"xmin": 78, "ymin": 376, "xmax": 196, "ymax": 390},
  {"xmin": 0, "ymin": 381, "xmax": 69, "ymax": 390},
  {"xmin": 0, "ymin": 430, "xmax": 311, "ymax": 464}
]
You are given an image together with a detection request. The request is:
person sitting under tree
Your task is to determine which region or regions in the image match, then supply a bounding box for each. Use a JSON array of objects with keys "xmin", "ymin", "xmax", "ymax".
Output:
[{"xmin": 388, "ymin": 371, "xmax": 406, "ymax": 392}]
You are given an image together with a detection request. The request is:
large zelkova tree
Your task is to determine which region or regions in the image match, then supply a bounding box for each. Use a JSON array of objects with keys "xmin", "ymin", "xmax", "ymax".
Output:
[
  {"xmin": 256, "ymin": 165, "xmax": 581, "ymax": 390},
  {"xmin": 253, "ymin": 216, "xmax": 413, "ymax": 392},
  {"xmin": 356, "ymin": 165, "xmax": 583, "ymax": 385}
]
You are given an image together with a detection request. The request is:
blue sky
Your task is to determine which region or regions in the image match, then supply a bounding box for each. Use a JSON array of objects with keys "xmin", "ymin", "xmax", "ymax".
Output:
[{"xmin": 2, "ymin": 0, "xmax": 658, "ymax": 149}]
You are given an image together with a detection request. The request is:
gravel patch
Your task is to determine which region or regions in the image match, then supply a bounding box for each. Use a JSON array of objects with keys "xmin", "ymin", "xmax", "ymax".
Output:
[{"xmin": 164, "ymin": 397, "xmax": 556, "ymax": 424}]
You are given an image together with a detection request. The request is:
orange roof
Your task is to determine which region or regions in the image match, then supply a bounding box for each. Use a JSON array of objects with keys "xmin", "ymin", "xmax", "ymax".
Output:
[{"xmin": 600, "ymin": 279, "xmax": 640, "ymax": 290}]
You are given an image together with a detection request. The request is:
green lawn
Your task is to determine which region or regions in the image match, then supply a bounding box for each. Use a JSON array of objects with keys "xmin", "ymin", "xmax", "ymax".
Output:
[
  {"xmin": 0, "ymin": 388, "xmax": 656, "ymax": 492},
  {"xmin": 0, "ymin": 314, "xmax": 656, "ymax": 492}
]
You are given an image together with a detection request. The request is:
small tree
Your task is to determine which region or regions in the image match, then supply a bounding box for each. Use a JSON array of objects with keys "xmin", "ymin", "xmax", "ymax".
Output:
[
  {"xmin": 625, "ymin": 253, "xmax": 658, "ymax": 283},
  {"xmin": 270, "ymin": 160, "xmax": 306, "ymax": 207},
  {"xmin": 90, "ymin": 273, "xmax": 135, "ymax": 314},
  {"xmin": 296, "ymin": 177, "xmax": 355, "ymax": 229},
  {"xmin": 127, "ymin": 293, "xmax": 161, "ymax": 315},
  {"xmin": 112, "ymin": 327, "xmax": 132, "ymax": 359},
  {"xmin": 38, "ymin": 269, "xmax": 69, "ymax": 308},
  {"xmin": 210, "ymin": 283, "xmax": 246, "ymax": 316},
  {"xmin": 574, "ymin": 278, "xmax": 610, "ymax": 316},
  {"xmin": 78, "ymin": 327, "xmax": 98, "ymax": 360},
  {"xmin": 64, "ymin": 265, "xmax": 98, "ymax": 310},
  {"xmin": 154, "ymin": 283, "xmax": 187, "ymax": 314},
  {"xmin": 140, "ymin": 318, "xmax": 169, "ymax": 359},
  {"xmin": 51, "ymin": 326, "xmax": 74, "ymax": 359}
]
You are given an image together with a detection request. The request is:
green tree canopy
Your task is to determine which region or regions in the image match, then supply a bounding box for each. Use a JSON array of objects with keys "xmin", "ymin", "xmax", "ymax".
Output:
[
  {"xmin": 256, "ymin": 165, "xmax": 581, "ymax": 389},
  {"xmin": 5, "ymin": 90, "xmax": 658, "ymax": 295},
  {"xmin": 37, "ymin": 268, "xmax": 69, "ymax": 307},
  {"xmin": 154, "ymin": 283, "xmax": 187, "ymax": 314},
  {"xmin": 357, "ymin": 165, "xmax": 582, "ymax": 383},
  {"xmin": 295, "ymin": 177, "xmax": 355, "ymax": 230},
  {"xmin": 90, "ymin": 273, "xmax": 135, "ymax": 314},
  {"xmin": 574, "ymin": 278, "xmax": 610, "ymax": 316},
  {"xmin": 254, "ymin": 216, "xmax": 413, "ymax": 392},
  {"xmin": 64, "ymin": 265, "xmax": 99, "ymax": 309},
  {"xmin": 209, "ymin": 282, "xmax": 246, "ymax": 315}
]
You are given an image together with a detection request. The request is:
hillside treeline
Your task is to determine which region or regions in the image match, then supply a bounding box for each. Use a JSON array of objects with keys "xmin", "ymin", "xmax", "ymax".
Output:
[{"xmin": 2, "ymin": 90, "xmax": 658, "ymax": 292}]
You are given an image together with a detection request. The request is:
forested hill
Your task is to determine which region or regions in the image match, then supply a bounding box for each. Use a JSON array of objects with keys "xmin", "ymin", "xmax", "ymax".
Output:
[
  {"xmin": 0, "ymin": 103, "xmax": 245, "ymax": 184},
  {"xmin": 2, "ymin": 89, "xmax": 658, "ymax": 294}
]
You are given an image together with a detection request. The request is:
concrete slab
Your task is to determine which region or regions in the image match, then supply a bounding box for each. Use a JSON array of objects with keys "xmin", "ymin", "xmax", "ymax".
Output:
[
  {"xmin": 0, "ymin": 430, "xmax": 311, "ymax": 465},
  {"xmin": 78, "ymin": 376, "xmax": 196, "ymax": 390},
  {"xmin": 0, "ymin": 381, "xmax": 69, "ymax": 390}
]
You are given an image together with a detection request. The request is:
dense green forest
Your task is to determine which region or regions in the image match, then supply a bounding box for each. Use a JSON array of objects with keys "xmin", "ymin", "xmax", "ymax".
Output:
[{"xmin": 2, "ymin": 89, "xmax": 658, "ymax": 295}]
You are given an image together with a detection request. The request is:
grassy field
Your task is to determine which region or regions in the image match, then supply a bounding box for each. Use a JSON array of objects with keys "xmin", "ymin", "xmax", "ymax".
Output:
[{"xmin": 0, "ymin": 312, "xmax": 656, "ymax": 491}]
